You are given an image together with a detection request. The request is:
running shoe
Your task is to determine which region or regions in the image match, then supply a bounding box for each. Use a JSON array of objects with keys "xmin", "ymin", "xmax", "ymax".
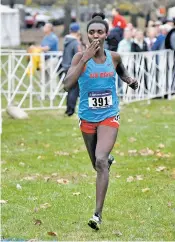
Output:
[
  {"xmin": 108, "ymin": 154, "xmax": 114, "ymax": 171},
  {"xmin": 88, "ymin": 213, "xmax": 102, "ymax": 230}
]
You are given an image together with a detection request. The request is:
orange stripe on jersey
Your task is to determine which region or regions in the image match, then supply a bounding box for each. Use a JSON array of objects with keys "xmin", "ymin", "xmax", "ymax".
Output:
[{"xmin": 82, "ymin": 64, "xmax": 86, "ymax": 73}]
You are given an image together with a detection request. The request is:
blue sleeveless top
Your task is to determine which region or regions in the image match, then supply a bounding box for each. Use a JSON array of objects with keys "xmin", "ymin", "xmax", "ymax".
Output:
[{"xmin": 78, "ymin": 49, "xmax": 119, "ymax": 122}]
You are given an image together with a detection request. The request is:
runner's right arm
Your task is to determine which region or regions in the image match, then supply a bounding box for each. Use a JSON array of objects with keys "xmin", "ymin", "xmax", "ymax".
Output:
[
  {"xmin": 64, "ymin": 40, "xmax": 100, "ymax": 91},
  {"xmin": 63, "ymin": 52, "xmax": 85, "ymax": 91}
]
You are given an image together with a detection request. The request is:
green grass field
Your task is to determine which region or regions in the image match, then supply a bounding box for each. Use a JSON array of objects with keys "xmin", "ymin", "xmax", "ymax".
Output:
[{"xmin": 1, "ymin": 99, "xmax": 175, "ymax": 241}]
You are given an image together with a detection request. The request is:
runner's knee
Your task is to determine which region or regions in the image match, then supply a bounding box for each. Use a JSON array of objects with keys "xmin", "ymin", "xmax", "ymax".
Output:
[{"xmin": 95, "ymin": 155, "xmax": 108, "ymax": 171}]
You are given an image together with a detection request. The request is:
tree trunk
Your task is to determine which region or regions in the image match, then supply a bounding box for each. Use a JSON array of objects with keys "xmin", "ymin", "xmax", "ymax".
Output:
[
  {"xmin": 62, "ymin": 3, "xmax": 72, "ymax": 37},
  {"xmin": 9, "ymin": 0, "xmax": 15, "ymax": 8},
  {"xmin": 145, "ymin": 11, "xmax": 151, "ymax": 28},
  {"xmin": 130, "ymin": 14, "xmax": 138, "ymax": 27}
]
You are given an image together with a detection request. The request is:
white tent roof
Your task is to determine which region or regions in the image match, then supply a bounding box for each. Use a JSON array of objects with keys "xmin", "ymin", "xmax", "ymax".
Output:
[
  {"xmin": 0, "ymin": 4, "xmax": 20, "ymax": 47},
  {"xmin": 168, "ymin": 6, "xmax": 175, "ymax": 18},
  {"xmin": 0, "ymin": 4, "xmax": 18, "ymax": 14}
]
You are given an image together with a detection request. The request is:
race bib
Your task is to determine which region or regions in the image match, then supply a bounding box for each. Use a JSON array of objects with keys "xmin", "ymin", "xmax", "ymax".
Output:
[{"xmin": 88, "ymin": 90, "xmax": 113, "ymax": 109}]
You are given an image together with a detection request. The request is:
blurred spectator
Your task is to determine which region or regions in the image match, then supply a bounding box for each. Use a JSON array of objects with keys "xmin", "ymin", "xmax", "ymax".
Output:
[
  {"xmin": 111, "ymin": 8, "xmax": 127, "ymax": 29},
  {"xmin": 40, "ymin": 23, "xmax": 59, "ymax": 56},
  {"xmin": 40, "ymin": 23, "xmax": 59, "ymax": 93},
  {"xmin": 131, "ymin": 28, "xmax": 137, "ymax": 40},
  {"xmin": 165, "ymin": 18, "xmax": 175, "ymax": 28},
  {"xmin": 127, "ymin": 22, "xmax": 134, "ymax": 30},
  {"xmin": 117, "ymin": 28, "xmax": 132, "ymax": 97},
  {"xmin": 62, "ymin": 22, "xmax": 82, "ymax": 116},
  {"xmin": 164, "ymin": 27, "xmax": 175, "ymax": 94},
  {"xmin": 27, "ymin": 23, "xmax": 59, "ymax": 96},
  {"xmin": 154, "ymin": 20, "xmax": 162, "ymax": 36},
  {"xmin": 165, "ymin": 27, "xmax": 175, "ymax": 50},
  {"xmin": 79, "ymin": 32, "xmax": 87, "ymax": 50},
  {"xmin": 152, "ymin": 24, "xmax": 172, "ymax": 50},
  {"xmin": 145, "ymin": 27, "xmax": 157, "ymax": 51},
  {"xmin": 148, "ymin": 20, "xmax": 155, "ymax": 28},
  {"xmin": 131, "ymin": 29, "xmax": 148, "ymax": 92},
  {"xmin": 126, "ymin": 23, "xmax": 137, "ymax": 39},
  {"xmin": 105, "ymin": 26, "xmax": 123, "ymax": 51},
  {"xmin": 26, "ymin": 45, "xmax": 42, "ymax": 75},
  {"xmin": 131, "ymin": 30, "xmax": 148, "ymax": 52},
  {"xmin": 117, "ymin": 28, "xmax": 132, "ymax": 53}
]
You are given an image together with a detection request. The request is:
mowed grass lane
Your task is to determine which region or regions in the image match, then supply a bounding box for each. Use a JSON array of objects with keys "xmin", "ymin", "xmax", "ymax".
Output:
[{"xmin": 1, "ymin": 99, "xmax": 175, "ymax": 241}]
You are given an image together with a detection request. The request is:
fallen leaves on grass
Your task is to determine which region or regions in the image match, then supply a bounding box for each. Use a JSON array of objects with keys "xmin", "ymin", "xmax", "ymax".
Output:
[
  {"xmin": 73, "ymin": 149, "xmax": 79, "ymax": 154},
  {"xmin": 2, "ymin": 168, "xmax": 9, "ymax": 173},
  {"xmin": 80, "ymin": 174, "xmax": 88, "ymax": 178},
  {"xmin": 72, "ymin": 192, "xmax": 81, "ymax": 196},
  {"xmin": 115, "ymin": 151, "xmax": 125, "ymax": 156},
  {"xmin": 127, "ymin": 175, "xmax": 144, "ymax": 182},
  {"xmin": 155, "ymin": 151, "xmax": 170, "ymax": 158},
  {"xmin": 0, "ymin": 200, "xmax": 8, "ymax": 204},
  {"xmin": 47, "ymin": 231, "xmax": 57, "ymax": 236},
  {"xmin": 142, "ymin": 188, "xmax": 150, "ymax": 192},
  {"xmin": 34, "ymin": 207, "xmax": 39, "ymax": 213},
  {"xmin": 135, "ymin": 175, "xmax": 144, "ymax": 181},
  {"xmin": 51, "ymin": 173, "xmax": 58, "ymax": 177},
  {"xmin": 34, "ymin": 219, "xmax": 42, "ymax": 225},
  {"xmin": 127, "ymin": 176, "xmax": 134, "ymax": 182},
  {"xmin": 28, "ymin": 196, "xmax": 38, "ymax": 201},
  {"xmin": 116, "ymin": 174, "xmax": 121, "ymax": 178},
  {"xmin": 128, "ymin": 149, "xmax": 138, "ymax": 156},
  {"xmin": 167, "ymin": 202, "xmax": 172, "ymax": 208},
  {"xmin": 128, "ymin": 137, "xmax": 137, "ymax": 143},
  {"xmin": 158, "ymin": 143, "xmax": 165, "ymax": 149},
  {"xmin": 16, "ymin": 184, "xmax": 22, "ymax": 190},
  {"xmin": 172, "ymin": 169, "xmax": 175, "ymax": 179},
  {"xmin": 43, "ymin": 143, "xmax": 50, "ymax": 148},
  {"xmin": 40, "ymin": 203, "xmax": 51, "ymax": 209},
  {"xmin": 37, "ymin": 155, "xmax": 45, "ymax": 160},
  {"xmin": 156, "ymin": 166, "xmax": 166, "ymax": 172},
  {"xmin": 128, "ymin": 148, "xmax": 171, "ymax": 158},
  {"xmin": 162, "ymin": 153, "xmax": 171, "ymax": 158},
  {"xmin": 54, "ymin": 151, "xmax": 70, "ymax": 156},
  {"xmin": 139, "ymin": 148, "xmax": 154, "ymax": 156},
  {"xmin": 44, "ymin": 176, "xmax": 50, "ymax": 182},
  {"xmin": 113, "ymin": 231, "xmax": 122, "ymax": 237},
  {"xmin": 22, "ymin": 176, "xmax": 37, "ymax": 181},
  {"xmin": 57, "ymin": 178, "xmax": 69, "ymax": 184}
]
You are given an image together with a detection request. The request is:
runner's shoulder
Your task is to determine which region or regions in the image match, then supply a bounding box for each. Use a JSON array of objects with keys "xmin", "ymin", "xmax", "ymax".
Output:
[
  {"xmin": 110, "ymin": 51, "xmax": 122, "ymax": 67},
  {"xmin": 110, "ymin": 51, "xmax": 121, "ymax": 62}
]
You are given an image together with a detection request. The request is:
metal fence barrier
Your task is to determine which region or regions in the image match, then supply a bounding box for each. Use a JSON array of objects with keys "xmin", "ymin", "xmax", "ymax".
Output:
[{"xmin": 1, "ymin": 49, "xmax": 175, "ymax": 111}]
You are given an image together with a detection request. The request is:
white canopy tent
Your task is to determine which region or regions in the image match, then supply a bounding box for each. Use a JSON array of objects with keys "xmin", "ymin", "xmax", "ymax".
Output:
[
  {"xmin": 0, "ymin": 4, "xmax": 20, "ymax": 47},
  {"xmin": 167, "ymin": 6, "xmax": 175, "ymax": 19}
]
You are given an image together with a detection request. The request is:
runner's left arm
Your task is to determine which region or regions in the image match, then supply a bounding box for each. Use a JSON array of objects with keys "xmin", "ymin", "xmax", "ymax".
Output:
[{"xmin": 112, "ymin": 52, "xmax": 138, "ymax": 90}]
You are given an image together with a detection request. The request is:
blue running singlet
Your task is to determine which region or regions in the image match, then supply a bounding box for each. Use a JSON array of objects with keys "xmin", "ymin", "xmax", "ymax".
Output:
[{"xmin": 78, "ymin": 49, "xmax": 119, "ymax": 122}]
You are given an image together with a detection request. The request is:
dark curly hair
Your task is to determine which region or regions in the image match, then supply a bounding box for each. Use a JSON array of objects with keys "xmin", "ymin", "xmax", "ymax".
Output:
[{"xmin": 87, "ymin": 12, "xmax": 109, "ymax": 33}]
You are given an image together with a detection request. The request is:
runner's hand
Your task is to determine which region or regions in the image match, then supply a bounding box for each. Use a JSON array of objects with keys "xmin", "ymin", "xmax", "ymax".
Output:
[
  {"xmin": 127, "ymin": 78, "xmax": 138, "ymax": 90},
  {"xmin": 82, "ymin": 40, "xmax": 100, "ymax": 62}
]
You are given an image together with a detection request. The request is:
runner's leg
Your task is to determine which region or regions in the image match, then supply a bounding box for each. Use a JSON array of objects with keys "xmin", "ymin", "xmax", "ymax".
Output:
[
  {"xmin": 95, "ymin": 125, "xmax": 118, "ymax": 216},
  {"xmin": 82, "ymin": 132, "xmax": 97, "ymax": 170}
]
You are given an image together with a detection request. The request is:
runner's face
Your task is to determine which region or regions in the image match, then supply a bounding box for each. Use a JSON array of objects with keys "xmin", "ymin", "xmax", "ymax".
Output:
[{"xmin": 88, "ymin": 23, "xmax": 107, "ymax": 45}]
